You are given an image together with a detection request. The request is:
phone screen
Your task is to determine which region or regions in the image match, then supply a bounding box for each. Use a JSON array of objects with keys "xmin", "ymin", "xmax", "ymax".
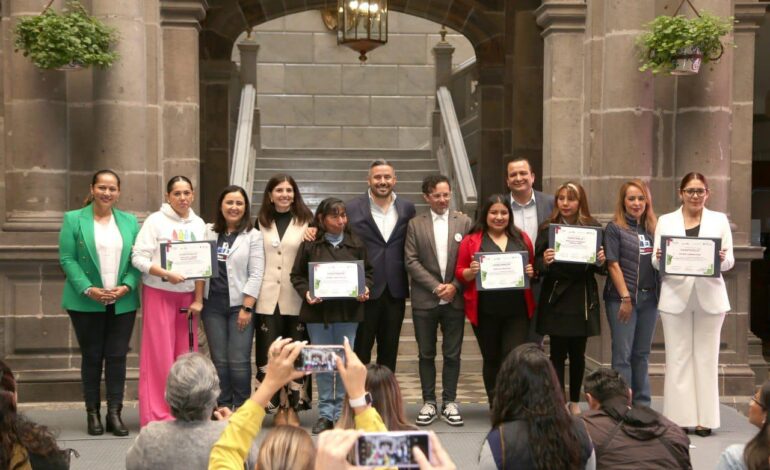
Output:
[
  {"xmin": 293, "ymin": 346, "xmax": 345, "ymax": 372},
  {"xmin": 356, "ymin": 432, "xmax": 429, "ymax": 468}
]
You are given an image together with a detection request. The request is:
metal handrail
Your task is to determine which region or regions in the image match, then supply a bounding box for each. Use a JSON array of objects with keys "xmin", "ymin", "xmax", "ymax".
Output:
[
  {"xmin": 230, "ymin": 84, "xmax": 257, "ymax": 196},
  {"xmin": 435, "ymin": 86, "xmax": 477, "ymax": 215}
]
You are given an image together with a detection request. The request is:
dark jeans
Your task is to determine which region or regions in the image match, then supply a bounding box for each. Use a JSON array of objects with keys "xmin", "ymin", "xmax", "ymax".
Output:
[
  {"xmin": 355, "ymin": 287, "xmax": 406, "ymax": 373},
  {"xmin": 549, "ymin": 335, "xmax": 588, "ymax": 403},
  {"xmin": 68, "ymin": 306, "xmax": 136, "ymax": 406},
  {"xmin": 201, "ymin": 293, "xmax": 254, "ymax": 408},
  {"xmin": 254, "ymin": 306, "xmax": 311, "ymax": 411},
  {"xmin": 471, "ymin": 307, "xmax": 529, "ymax": 406},
  {"xmin": 412, "ymin": 304, "xmax": 465, "ymax": 403}
]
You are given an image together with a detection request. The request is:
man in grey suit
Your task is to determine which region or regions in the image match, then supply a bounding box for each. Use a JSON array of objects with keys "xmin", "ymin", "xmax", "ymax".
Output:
[
  {"xmin": 506, "ymin": 157, "xmax": 554, "ymax": 344},
  {"xmin": 405, "ymin": 175, "xmax": 472, "ymax": 427}
]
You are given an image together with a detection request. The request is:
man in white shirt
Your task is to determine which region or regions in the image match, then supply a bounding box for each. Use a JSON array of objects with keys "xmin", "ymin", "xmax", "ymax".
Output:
[
  {"xmin": 405, "ymin": 175, "xmax": 471, "ymax": 427},
  {"xmin": 346, "ymin": 160, "xmax": 416, "ymax": 373}
]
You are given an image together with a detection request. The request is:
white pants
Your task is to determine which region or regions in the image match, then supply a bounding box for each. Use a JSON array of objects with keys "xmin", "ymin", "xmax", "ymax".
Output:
[{"xmin": 660, "ymin": 292, "xmax": 726, "ymax": 428}]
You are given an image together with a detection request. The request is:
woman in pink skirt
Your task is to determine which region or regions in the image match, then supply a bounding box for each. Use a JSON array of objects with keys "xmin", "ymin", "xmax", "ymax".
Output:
[{"xmin": 132, "ymin": 176, "xmax": 206, "ymax": 426}]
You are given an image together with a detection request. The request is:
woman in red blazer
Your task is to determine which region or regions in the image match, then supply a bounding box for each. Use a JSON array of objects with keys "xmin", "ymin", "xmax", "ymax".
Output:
[{"xmin": 455, "ymin": 194, "xmax": 535, "ymax": 405}]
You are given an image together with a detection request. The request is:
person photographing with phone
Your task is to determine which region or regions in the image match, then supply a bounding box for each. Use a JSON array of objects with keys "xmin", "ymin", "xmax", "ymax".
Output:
[{"xmin": 290, "ymin": 197, "xmax": 374, "ymax": 434}]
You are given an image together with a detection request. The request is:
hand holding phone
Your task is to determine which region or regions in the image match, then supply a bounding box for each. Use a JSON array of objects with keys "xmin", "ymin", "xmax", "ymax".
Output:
[
  {"xmin": 355, "ymin": 431, "xmax": 430, "ymax": 468},
  {"xmin": 294, "ymin": 345, "xmax": 345, "ymax": 373}
]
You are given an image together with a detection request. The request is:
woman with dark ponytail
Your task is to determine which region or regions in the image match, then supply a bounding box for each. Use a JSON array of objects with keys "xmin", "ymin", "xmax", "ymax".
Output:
[
  {"xmin": 717, "ymin": 380, "xmax": 770, "ymax": 470},
  {"xmin": 59, "ymin": 169, "xmax": 140, "ymax": 436}
]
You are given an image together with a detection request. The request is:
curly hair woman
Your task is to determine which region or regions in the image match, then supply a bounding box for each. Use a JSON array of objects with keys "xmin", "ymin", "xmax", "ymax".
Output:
[
  {"xmin": 0, "ymin": 360, "xmax": 69, "ymax": 470},
  {"xmin": 478, "ymin": 344, "xmax": 595, "ymax": 470}
]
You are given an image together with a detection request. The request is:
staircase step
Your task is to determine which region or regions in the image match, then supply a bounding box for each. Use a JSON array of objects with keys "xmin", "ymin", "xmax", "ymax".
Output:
[
  {"xmin": 399, "ymin": 318, "xmax": 475, "ymax": 337},
  {"xmin": 261, "ymin": 148, "xmax": 432, "ymax": 159},
  {"xmin": 396, "ymin": 335, "xmax": 480, "ymax": 356},
  {"xmin": 389, "ymin": 354, "xmax": 484, "ymax": 374},
  {"xmin": 254, "ymin": 169, "xmax": 439, "ymax": 180},
  {"xmin": 255, "ymin": 158, "xmax": 439, "ymax": 171},
  {"xmin": 253, "ymin": 179, "xmax": 425, "ymax": 194}
]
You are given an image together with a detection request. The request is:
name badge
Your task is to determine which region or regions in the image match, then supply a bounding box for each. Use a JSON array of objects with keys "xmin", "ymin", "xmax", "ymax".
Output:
[
  {"xmin": 271, "ymin": 240, "xmax": 280, "ymax": 248},
  {"xmin": 454, "ymin": 233, "xmax": 463, "ymax": 242}
]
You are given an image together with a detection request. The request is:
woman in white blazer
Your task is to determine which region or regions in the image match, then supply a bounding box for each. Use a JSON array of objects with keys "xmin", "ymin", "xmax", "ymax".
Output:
[
  {"xmin": 652, "ymin": 172, "xmax": 734, "ymax": 436},
  {"xmin": 254, "ymin": 174, "xmax": 314, "ymax": 426},
  {"xmin": 201, "ymin": 185, "xmax": 265, "ymax": 410}
]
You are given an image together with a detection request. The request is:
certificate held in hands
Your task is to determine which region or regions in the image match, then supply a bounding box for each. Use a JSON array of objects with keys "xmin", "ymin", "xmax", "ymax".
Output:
[
  {"xmin": 548, "ymin": 224, "xmax": 603, "ymax": 265},
  {"xmin": 310, "ymin": 261, "xmax": 366, "ymax": 299},
  {"xmin": 474, "ymin": 251, "xmax": 529, "ymax": 291},
  {"xmin": 661, "ymin": 236, "xmax": 721, "ymax": 278},
  {"xmin": 160, "ymin": 240, "xmax": 218, "ymax": 279}
]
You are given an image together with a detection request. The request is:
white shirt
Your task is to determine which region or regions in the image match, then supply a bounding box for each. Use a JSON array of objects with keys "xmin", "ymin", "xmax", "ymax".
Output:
[
  {"xmin": 94, "ymin": 215, "xmax": 123, "ymax": 290},
  {"xmin": 369, "ymin": 190, "xmax": 398, "ymax": 242},
  {"xmin": 510, "ymin": 190, "xmax": 539, "ymax": 244},
  {"xmin": 431, "ymin": 210, "xmax": 449, "ymax": 305}
]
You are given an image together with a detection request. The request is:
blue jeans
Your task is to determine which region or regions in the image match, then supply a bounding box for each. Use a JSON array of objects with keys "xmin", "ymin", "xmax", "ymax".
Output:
[
  {"xmin": 306, "ymin": 322, "xmax": 358, "ymax": 421},
  {"xmin": 605, "ymin": 290, "xmax": 658, "ymax": 406},
  {"xmin": 202, "ymin": 294, "xmax": 254, "ymax": 408}
]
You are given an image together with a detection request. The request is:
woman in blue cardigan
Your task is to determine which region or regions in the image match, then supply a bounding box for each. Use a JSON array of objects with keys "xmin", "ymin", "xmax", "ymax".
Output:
[{"xmin": 59, "ymin": 169, "xmax": 141, "ymax": 436}]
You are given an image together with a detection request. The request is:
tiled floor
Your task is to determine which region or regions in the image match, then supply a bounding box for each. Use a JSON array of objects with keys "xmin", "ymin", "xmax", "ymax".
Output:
[{"xmin": 398, "ymin": 372, "xmax": 489, "ymax": 404}]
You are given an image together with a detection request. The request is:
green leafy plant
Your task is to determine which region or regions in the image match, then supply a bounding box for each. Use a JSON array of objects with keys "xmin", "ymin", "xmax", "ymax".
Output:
[
  {"xmin": 14, "ymin": 1, "xmax": 118, "ymax": 70},
  {"xmin": 637, "ymin": 12, "xmax": 734, "ymax": 74}
]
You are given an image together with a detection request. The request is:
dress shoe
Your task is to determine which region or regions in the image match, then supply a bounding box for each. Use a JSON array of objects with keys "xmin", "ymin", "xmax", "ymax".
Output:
[
  {"xmin": 86, "ymin": 405, "xmax": 104, "ymax": 436},
  {"xmin": 311, "ymin": 417, "xmax": 334, "ymax": 435},
  {"xmin": 286, "ymin": 408, "xmax": 300, "ymax": 427},
  {"xmin": 105, "ymin": 404, "xmax": 129, "ymax": 437},
  {"xmin": 694, "ymin": 427, "xmax": 712, "ymax": 437},
  {"xmin": 273, "ymin": 408, "xmax": 288, "ymax": 426}
]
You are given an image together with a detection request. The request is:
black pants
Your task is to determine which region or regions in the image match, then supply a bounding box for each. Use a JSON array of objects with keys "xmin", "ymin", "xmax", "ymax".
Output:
[
  {"xmin": 354, "ymin": 287, "xmax": 406, "ymax": 373},
  {"xmin": 472, "ymin": 307, "xmax": 529, "ymax": 406},
  {"xmin": 68, "ymin": 306, "xmax": 136, "ymax": 406},
  {"xmin": 412, "ymin": 304, "xmax": 465, "ymax": 403},
  {"xmin": 549, "ymin": 335, "xmax": 588, "ymax": 402},
  {"xmin": 254, "ymin": 307, "xmax": 311, "ymax": 411}
]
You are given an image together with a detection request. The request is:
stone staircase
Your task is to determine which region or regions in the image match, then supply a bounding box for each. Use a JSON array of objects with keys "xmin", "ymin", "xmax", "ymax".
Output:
[{"xmin": 252, "ymin": 147, "xmax": 482, "ymax": 374}]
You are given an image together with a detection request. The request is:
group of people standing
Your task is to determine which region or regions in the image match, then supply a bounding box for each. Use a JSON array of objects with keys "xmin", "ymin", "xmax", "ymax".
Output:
[{"xmin": 57, "ymin": 156, "xmax": 734, "ymax": 441}]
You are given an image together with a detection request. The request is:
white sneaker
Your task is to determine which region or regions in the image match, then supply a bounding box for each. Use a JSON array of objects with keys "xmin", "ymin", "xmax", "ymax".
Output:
[
  {"xmin": 415, "ymin": 402, "xmax": 438, "ymax": 426},
  {"xmin": 441, "ymin": 402, "xmax": 464, "ymax": 426}
]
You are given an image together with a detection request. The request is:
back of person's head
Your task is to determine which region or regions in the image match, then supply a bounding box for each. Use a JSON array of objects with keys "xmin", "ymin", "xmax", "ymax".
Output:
[
  {"xmin": 492, "ymin": 344, "xmax": 583, "ymax": 469},
  {"xmin": 256, "ymin": 425, "xmax": 315, "ymax": 470},
  {"xmin": 744, "ymin": 380, "xmax": 770, "ymax": 470},
  {"xmin": 584, "ymin": 368, "xmax": 630, "ymax": 406},
  {"xmin": 338, "ymin": 364, "xmax": 415, "ymax": 431},
  {"xmin": 164, "ymin": 353, "xmax": 220, "ymax": 422}
]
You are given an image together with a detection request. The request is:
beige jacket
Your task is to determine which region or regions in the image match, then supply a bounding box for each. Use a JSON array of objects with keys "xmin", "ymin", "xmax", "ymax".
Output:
[{"xmin": 255, "ymin": 219, "xmax": 308, "ymax": 316}]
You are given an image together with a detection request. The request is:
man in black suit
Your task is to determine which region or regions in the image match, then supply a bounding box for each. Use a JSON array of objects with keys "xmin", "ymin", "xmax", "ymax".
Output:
[
  {"xmin": 506, "ymin": 157, "xmax": 554, "ymax": 344},
  {"xmin": 347, "ymin": 160, "xmax": 416, "ymax": 373}
]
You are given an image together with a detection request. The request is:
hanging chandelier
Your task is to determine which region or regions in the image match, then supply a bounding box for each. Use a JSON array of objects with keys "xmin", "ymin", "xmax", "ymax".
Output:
[{"xmin": 337, "ymin": 0, "xmax": 388, "ymax": 62}]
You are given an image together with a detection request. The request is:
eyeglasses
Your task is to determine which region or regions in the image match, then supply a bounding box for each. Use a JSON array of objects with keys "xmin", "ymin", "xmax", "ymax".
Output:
[
  {"xmin": 751, "ymin": 396, "xmax": 766, "ymax": 409},
  {"xmin": 682, "ymin": 188, "xmax": 708, "ymax": 197}
]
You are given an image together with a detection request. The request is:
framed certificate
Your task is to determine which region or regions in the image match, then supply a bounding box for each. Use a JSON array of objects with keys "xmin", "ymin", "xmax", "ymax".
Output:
[
  {"xmin": 474, "ymin": 251, "xmax": 529, "ymax": 291},
  {"xmin": 160, "ymin": 240, "xmax": 217, "ymax": 279},
  {"xmin": 661, "ymin": 236, "xmax": 721, "ymax": 278},
  {"xmin": 309, "ymin": 260, "xmax": 366, "ymax": 299},
  {"xmin": 548, "ymin": 224, "xmax": 603, "ymax": 265}
]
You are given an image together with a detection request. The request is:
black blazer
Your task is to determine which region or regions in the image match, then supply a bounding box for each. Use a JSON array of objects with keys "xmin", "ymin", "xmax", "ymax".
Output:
[{"xmin": 346, "ymin": 193, "xmax": 416, "ymax": 299}]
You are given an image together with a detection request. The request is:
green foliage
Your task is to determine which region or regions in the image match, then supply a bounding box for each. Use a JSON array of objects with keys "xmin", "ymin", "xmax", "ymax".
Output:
[
  {"xmin": 637, "ymin": 12, "xmax": 734, "ymax": 74},
  {"xmin": 14, "ymin": 1, "xmax": 118, "ymax": 70}
]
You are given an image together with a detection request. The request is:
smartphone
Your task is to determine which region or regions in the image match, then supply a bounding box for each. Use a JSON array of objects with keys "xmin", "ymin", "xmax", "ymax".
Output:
[
  {"xmin": 355, "ymin": 431, "xmax": 430, "ymax": 468},
  {"xmin": 293, "ymin": 345, "xmax": 345, "ymax": 373}
]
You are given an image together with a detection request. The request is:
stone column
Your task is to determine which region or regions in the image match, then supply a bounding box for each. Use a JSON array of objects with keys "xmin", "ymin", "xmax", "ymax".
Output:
[
  {"xmin": 535, "ymin": 1, "xmax": 587, "ymax": 193},
  {"xmin": 91, "ymin": 1, "xmax": 148, "ymax": 213},
  {"xmin": 3, "ymin": 0, "xmax": 68, "ymax": 231},
  {"xmin": 476, "ymin": 36, "xmax": 507, "ymax": 200},
  {"xmin": 159, "ymin": 0, "xmax": 207, "ymax": 204}
]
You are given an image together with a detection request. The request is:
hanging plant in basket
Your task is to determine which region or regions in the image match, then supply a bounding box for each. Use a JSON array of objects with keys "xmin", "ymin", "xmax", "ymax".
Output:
[
  {"xmin": 14, "ymin": 0, "xmax": 118, "ymax": 70},
  {"xmin": 637, "ymin": 0, "xmax": 733, "ymax": 75}
]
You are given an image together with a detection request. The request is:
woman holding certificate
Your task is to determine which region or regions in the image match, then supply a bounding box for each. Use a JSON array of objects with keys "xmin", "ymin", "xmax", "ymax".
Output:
[
  {"xmin": 132, "ymin": 175, "xmax": 207, "ymax": 426},
  {"xmin": 652, "ymin": 172, "xmax": 734, "ymax": 436},
  {"xmin": 254, "ymin": 174, "xmax": 314, "ymax": 426},
  {"xmin": 455, "ymin": 194, "xmax": 536, "ymax": 406},
  {"xmin": 202, "ymin": 185, "xmax": 264, "ymax": 411},
  {"xmin": 534, "ymin": 182, "xmax": 605, "ymax": 415},
  {"xmin": 59, "ymin": 170, "xmax": 140, "ymax": 436},
  {"xmin": 290, "ymin": 197, "xmax": 373, "ymax": 434},
  {"xmin": 603, "ymin": 180, "xmax": 658, "ymax": 407}
]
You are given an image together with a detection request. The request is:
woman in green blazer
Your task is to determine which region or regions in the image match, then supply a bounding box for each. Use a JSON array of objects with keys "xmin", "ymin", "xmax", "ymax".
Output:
[{"xmin": 59, "ymin": 170, "xmax": 140, "ymax": 437}]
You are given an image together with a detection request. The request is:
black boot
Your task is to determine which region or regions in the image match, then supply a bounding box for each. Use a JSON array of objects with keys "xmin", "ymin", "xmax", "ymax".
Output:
[
  {"xmin": 86, "ymin": 405, "xmax": 104, "ymax": 436},
  {"xmin": 105, "ymin": 404, "xmax": 129, "ymax": 437}
]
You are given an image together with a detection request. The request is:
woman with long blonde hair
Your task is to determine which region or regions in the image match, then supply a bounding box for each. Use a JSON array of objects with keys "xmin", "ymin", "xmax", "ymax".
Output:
[
  {"xmin": 603, "ymin": 179, "xmax": 658, "ymax": 407},
  {"xmin": 256, "ymin": 425, "xmax": 315, "ymax": 470}
]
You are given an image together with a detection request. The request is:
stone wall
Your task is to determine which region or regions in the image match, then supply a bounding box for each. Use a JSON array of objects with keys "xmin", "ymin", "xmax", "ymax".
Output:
[{"xmin": 240, "ymin": 10, "xmax": 474, "ymax": 149}]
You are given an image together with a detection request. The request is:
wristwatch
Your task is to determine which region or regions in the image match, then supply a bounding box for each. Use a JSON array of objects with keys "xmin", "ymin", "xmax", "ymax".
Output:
[
  {"xmin": 349, "ymin": 392, "xmax": 372, "ymax": 408},
  {"xmin": 243, "ymin": 305, "xmax": 255, "ymax": 314}
]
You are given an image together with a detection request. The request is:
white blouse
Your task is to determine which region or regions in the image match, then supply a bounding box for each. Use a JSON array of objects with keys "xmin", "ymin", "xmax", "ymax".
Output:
[{"xmin": 94, "ymin": 215, "xmax": 123, "ymax": 290}]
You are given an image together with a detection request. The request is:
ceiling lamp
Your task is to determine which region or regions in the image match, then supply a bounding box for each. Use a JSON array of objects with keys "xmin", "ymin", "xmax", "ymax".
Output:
[{"xmin": 337, "ymin": 0, "xmax": 388, "ymax": 62}]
